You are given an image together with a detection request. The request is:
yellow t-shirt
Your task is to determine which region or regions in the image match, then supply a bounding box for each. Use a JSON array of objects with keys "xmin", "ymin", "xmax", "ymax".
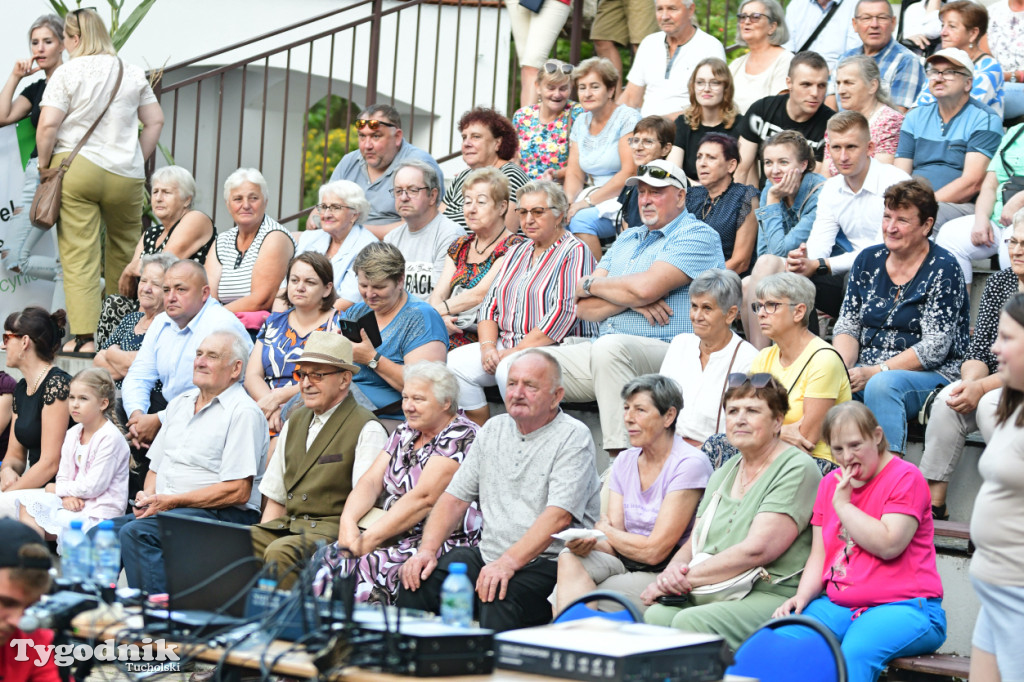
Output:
[{"xmin": 751, "ymin": 336, "xmax": 852, "ymax": 462}]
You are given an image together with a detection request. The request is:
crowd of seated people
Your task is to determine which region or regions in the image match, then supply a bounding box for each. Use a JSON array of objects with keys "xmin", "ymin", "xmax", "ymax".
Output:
[{"xmin": 12, "ymin": 6, "xmax": 1024, "ymax": 675}]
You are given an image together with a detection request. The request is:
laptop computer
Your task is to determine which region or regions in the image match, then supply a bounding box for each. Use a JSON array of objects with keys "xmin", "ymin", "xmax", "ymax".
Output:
[{"xmin": 151, "ymin": 513, "xmax": 262, "ymax": 630}]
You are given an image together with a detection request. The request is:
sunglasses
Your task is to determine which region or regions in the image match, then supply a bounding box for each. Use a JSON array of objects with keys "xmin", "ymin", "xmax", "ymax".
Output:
[
  {"xmin": 736, "ymin": 11, "xmax": 767, "ymax": 21},
  {"xmin": 637, "ymin": 165, "xmax": 673, "ymax": 180},
  {"xmin": 543, "ymin": 61, "xmax": 574, "ymax": 75},
  {"xmin": 1, "ymin": 332, "xmax": 24, "ymax": 345},
  {"xmin": 515, "ymin": 207, "xmax": 554, "ymax": 218},
  {"xmin": 355, "ymin": 119, "xmax": 397, "ymax": 130},
  {"xmin": 293, "ymin": 369, "xmax": 344, "ymax": 384},
  {"xmin": 727, "ymin": 373, "xmax": 775, "ymax": 389}
]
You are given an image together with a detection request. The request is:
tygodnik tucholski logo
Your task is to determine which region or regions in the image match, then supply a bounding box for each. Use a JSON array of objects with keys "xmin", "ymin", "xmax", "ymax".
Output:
[{"xmin": 10, "ymin": 637, "xmax": 181, "ymax": 671}]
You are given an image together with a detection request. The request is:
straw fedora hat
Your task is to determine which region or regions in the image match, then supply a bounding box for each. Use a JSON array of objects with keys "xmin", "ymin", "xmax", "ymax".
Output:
[{"xmin": 293, "ymin": 331, "xmax": 360, "ymax": 374}]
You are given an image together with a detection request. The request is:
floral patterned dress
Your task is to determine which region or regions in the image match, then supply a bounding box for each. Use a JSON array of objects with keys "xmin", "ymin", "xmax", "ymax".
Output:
[
  {"xmin": 442, "ymin": 233, "xmax": 525, "ymax": 348},
  {"xmin": 513, "ymin": 102, "xmax": 584, "ymax": 179},
  {"xmin": 311, "ymin": 412, "xmax": 483, "ymax": 604}
]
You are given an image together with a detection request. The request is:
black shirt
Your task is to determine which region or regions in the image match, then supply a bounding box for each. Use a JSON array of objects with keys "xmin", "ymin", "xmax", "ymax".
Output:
[
  {"xmin": 673, "ymin": 117, "xmax": 744, "ymax": 183},
  {"xmin": 738, "ymin": 94, "xmax": 835, "ymax": 185},
  {"xmin": 13, "ymin": 367, "xmax": 71, "ymax": 471},
  {"xmin": 18, "ymin": 79, "xmax": 47, "ymax": 158}
]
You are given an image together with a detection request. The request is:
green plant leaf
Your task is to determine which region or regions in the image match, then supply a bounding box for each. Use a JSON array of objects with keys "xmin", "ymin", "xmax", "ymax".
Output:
[{"xmin": 111, "ymin": 0, "xmax": 158, "ymax": 51}]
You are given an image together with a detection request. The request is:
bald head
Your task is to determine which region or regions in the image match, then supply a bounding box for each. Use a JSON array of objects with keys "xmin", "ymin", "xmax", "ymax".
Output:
[{"xmin": 164, "ymin": 260, "xmax": 211, "ymax": 326}]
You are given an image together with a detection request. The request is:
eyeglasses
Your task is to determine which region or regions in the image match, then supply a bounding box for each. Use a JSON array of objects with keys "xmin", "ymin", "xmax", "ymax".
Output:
[
  {"xmin": 293, "ymin": 369, "xmax": 344, "ymax": 384},
  {"xmin": 727, "ymin": 373, "xmax": 775, "ymax": 389},
  {"xmin": 925, "ymin": 68, "xmax": 969, "ymax": 81},
  {"xmin": 751, "ymin": 300, "xmax": 799, "ymax": 314},
  {"xmin": 542, "ymin": 61, "xmax": 574, "ymax": 75},
  {"xmin": 1, "ymin": 332, "xmax": 24, "ymax": 345},
  {"xmin": 736, "ymin": 11, "xmax": 767, "ymax": 22},
  {"xmin": 628, "ymin": 137, "xmax": 660, "ymax": 149},
  {"xmin": 1006, "ymin": 237, "xmax": 1024, "ymax": 250},
  {"xmin": 854, "ymin": 13, "xmax": 893, "ymax": 23},
  {"xmin": 316, "ymin": 203, "xmax": 352, "ymax": 214},
  {"xmin": 694, "ymin": 79, "xmax": 725, "ymax": 90},
  {"xmin": 515, "ymin": 207, "xmax": 554, "ymax": 218},
  {"xmin": 389, "ymin": 186, "xmax": 429, "ymax": 198},
  {"xmin": 355, "ymin": 119, "xmax": 397, "ymax": 130}
]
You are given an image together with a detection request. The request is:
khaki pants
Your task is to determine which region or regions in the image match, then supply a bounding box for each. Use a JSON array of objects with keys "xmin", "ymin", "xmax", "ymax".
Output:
[
  {"xmin": 251, "ymin": 523, "xmax": 336, "ymax": 588},
  {"xmin": 543, "ymin": 335, "xmax": 670, "ymax": 450},
  {"xmin": 53, "ymin": 152, "xmax": 144, "ymax": 335}
]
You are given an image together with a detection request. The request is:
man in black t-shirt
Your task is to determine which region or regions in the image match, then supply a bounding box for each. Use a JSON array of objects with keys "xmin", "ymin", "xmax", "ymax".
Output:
[{"xmin": 736, "ymin": 51, "xmax": 835, "ymax": 188}]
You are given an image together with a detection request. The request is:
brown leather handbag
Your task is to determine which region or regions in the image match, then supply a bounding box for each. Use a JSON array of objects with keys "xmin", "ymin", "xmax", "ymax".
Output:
[{"xmin": 30, "ymin": 59, "xmax": 123, "ymax": 230}]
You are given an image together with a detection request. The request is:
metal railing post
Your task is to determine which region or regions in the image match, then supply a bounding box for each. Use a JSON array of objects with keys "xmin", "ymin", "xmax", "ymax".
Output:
[
  {"xmin": 366, "ymin": 0, "xmax": 384, "ymax": 104},
  {"xmin": 570, "ymin": 0, "xmax": 584, "ymax": 65}
]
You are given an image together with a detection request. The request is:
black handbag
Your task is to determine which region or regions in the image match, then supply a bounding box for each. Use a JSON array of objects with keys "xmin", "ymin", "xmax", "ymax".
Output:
[{"xmin": 518, "ymin": 0, "xmax": 544, "ymax": 12}]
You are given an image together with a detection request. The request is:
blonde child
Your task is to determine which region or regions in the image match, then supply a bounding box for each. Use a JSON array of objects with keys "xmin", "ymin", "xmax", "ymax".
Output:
[{"xmin": 16, "ymin": 368, "xmax": 130, "ymax": 548}]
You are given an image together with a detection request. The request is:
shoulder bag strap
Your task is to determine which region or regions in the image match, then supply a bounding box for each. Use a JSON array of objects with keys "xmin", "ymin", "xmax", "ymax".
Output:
[
  {"xmin": 798, "ymin": 0, "xmax": 843, "ymax": 53},
  {"xmin": 796, "ymin": 180, "xmax": 826, "ymax": 218},
  {"xmin": 714, "ymin": 340, "xmax": 744, "ymax": 434},
  {"xmin": 694, "ymin": 491, "xmax": 722, "ymax": 554},
  {"xmin": 786, "ymin": 345, "xmax": 850, "ymax": 395},
  {"xmin": 57, "ymin": 59, "xmax": 124, "ymax": 171}
]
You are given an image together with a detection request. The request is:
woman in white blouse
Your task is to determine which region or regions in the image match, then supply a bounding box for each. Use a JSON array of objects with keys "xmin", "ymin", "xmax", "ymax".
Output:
[
  {"xmin": 657, "ymin": 269, "xmax": 758, "ymax": 448},
  {"xmin": 729, "ymin": 0, "xmax": 794, "ymax": 114},
  {"xmin": 34, "ymin": 8, "xmax": 164, "ymax": 352}
]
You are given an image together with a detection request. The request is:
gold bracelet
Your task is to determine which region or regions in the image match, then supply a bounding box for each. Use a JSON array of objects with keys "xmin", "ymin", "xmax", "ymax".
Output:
[{"xmin": 480, "ymin": 340, "xmax": 497, "ymax": 346}]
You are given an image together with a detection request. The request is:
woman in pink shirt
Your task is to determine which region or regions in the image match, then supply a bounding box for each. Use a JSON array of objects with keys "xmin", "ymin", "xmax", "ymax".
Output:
[{"xmin": 774, "ymin": 401, "xmax": 946, "ymax": 681}]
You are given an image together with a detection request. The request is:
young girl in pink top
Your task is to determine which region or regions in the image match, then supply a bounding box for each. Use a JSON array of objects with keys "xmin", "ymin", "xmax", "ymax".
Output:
[
  {"xmin": 16, "ymin": 368, "xmax": 130, "ymax": 548},
  {"xmin": 773, "ymin": 401, "xmax": 946, "ymax": 681}
]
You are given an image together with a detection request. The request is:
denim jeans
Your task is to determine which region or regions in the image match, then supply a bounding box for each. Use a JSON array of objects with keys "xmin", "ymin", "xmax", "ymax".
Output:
[
  {"xmin": 855, "ymin": 368, "xmax": 949, "ymax": 454},
  {"xmin": 4, "ymin": 158, "xmax": 62, "ymax": 281},
  {"xmin": 800, "ymin": 596, "xmax": 946, "ymax": 682},
  {"xmin": 1005, "ymin": 82, "xmax": 1024, "ymax": 120}
]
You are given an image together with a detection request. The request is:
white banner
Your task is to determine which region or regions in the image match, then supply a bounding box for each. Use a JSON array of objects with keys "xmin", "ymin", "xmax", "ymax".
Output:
[{"xmin": 0, "ymin": 125, "xmax": 59, "ymax": 321}]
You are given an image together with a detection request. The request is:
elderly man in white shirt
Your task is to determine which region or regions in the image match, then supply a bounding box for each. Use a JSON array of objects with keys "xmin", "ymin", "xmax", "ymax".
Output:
[
  {"xmin": 118, "ymin": 331, "xmax": 268, "ymax": 594},
  {"xmin": 252, "ymin": 332, "xmax": 388, "ymax": 586},
  {"xmin": 744, "ymin": 111, "xmax": 908, "ymax": 346}
]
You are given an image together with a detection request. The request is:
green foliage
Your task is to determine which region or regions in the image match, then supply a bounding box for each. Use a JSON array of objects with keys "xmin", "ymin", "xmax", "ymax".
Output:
[
  {"xmin": 46, "ymin": 0, "xmax": 158, "ymax": 51},
  {"xmin": 302, "ymin": 96, "xmax": 361, "ymax": 216}
]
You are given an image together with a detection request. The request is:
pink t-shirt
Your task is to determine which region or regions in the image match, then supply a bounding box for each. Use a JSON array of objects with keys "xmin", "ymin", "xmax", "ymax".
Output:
[
  {"xmin": 813, "ymin": 456, "xmax": 942, "ymax": 608},
  {"xmin": 609, "ymin": 435, "xmax": 713, "ymax": 546}
]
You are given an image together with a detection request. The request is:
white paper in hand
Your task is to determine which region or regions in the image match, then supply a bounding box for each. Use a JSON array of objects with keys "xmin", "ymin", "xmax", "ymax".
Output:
[{"xmin": 551, "ymin": 528, "xmax": 607, "ymax": 541}]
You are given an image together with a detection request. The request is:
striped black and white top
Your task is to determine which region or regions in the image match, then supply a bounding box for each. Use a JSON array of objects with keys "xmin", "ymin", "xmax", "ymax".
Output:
[{"xmin": 213, "ymin": 215, "xmax": 295, "ymax": 305}]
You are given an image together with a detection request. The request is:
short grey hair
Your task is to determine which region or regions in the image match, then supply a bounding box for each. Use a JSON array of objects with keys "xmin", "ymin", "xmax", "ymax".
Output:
[
  {"xmin": 140, "ymin": 252, "xmax": 180, "ymax": 274},
  {"xmin": 395, "ymin": 161, "xmax": 442, "ymax": 206},
  {"xmin": 222, "ymin": 168, "xmax": 269, "ymax": 204},
  {"xmin": 29, "ymin": 14, "xmax": 64, "ymax": 44},
  {"xmin": 353, "ymin": 241, "xmax": 405, "ymax": 283},
  {"xmin": 151, "ymin": 166, "xmax": 198, "ymax": 206},
  {"xmin": 690, "ymin": 269, "xmax": 743, "ymax": 314},
  {"xmin": 518, "ymin": 180, "xmax": 570, "ymax": 219},
  {"xmin": 621, "ymin": 374, "xmax": 683, "ymax": 430},
  {"xmin": 1013, "ymin": 207, "xmax": 1024, "ymax": 230},
  {"xmin": 319, "ymin": 179, "xmax": 371, "ymax": 223},
  {"xmin": 404, "ymin": 361, "xmax": 459, "ymax": 415},
  {"xmin": 511, "ymin": 349, "xmax": 563, "ymax": 392},
  {"xmin": 854, "ymin": 0, "xmax": 893, "ymax": 16},
  {"xmin": 360, "ymin": 104, "xmax": 402, "ymax": 130},
  {"xmin": 736, "ymin": 0, "xmax": 789, "ymax": 46},
  {"xmin": 836, "ymin": 54, "xmax": 894, "ymax": 108},
  {"xmin": 204, "ymin": 330, "xmax": 250, "ymax": 378},
  {"xmin": 755, "ymin": 272, "xmax": 817, "ymax": 328}
]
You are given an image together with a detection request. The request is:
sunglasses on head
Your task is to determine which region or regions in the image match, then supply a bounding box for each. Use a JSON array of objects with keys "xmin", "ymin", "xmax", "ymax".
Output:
[
  {"xmin": 727, "ymin": 373, "xmax": 774, "ymax": 389},
  {"xmin": 543, "ymin": 61, "xmax": 574, "ymax": 75},
  {"xmin": 355, "ymin": 119, "xmax": 397, "ymax": 130},
  {"xmin": 637, "ymin": 165, "xmax": 673, "ymax": 180}
]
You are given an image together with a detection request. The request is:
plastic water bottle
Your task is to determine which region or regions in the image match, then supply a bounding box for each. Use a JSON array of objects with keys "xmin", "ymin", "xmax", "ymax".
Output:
[
  {"xmin": 440, "ymin": 562, "xmax": 473, "ymax": 627},
  {"xmin": 61, "ymin": 520, "xmax": 91, "ymax": 582},
  {"xmin": 92, "ymin": 520, "xmax": 121, "ymax": 587}
]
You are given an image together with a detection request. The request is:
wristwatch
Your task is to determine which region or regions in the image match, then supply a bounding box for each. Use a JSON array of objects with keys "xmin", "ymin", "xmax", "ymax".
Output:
[
  {"xmin": 879, "ymin": 363, "xmax": 890, "ymax": 372},
  {"xmin": 582, "ymin": 276, "xmax": 594, "ymax": 295},
  {"xmin": 815, "ymin": 258, "xmax": 830, "ymax": 276},
  {"xmin": 368, "ymin": 352, "xmax": 382, "ymax": 370}
]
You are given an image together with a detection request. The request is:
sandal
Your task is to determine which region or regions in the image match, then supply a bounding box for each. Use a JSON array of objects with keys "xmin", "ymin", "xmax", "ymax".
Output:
[
  {"xmin": 61, "ymin": 335, "xmax": 95, "ymax": 354},
  {"xmin": 931, "ymin": 504, "xmax": 949, "ymax": 521}
]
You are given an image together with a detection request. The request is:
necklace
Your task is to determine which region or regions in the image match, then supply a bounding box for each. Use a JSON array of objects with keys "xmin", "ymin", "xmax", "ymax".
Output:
[
  {"xmin": 30, "ymin": 364, "xmax": 51, "ymax": 395},
  {"xmin": 473, "ymin": 229, "xmax": 506, "ymax": 255},
  {"xmin": 701, "ymin": 191, "xmax": 724, "ymax": 221},
  {"xmin": 738, "ymin": 454, "xmax": 773, "ymax": 494}
]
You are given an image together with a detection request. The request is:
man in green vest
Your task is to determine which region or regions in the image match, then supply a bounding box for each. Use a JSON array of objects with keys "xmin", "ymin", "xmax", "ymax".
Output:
[{"xmin": 251, "ymin": 331, "xmax": 388, "ymax": 587}]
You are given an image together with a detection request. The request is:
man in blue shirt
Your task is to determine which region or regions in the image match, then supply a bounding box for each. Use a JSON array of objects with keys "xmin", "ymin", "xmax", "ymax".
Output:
[
  {"xmin": 895, "ymin": 48, "xmax": 1003, "ymax": 230},
  {"xmin": 324, "ymin": 104, "xmax": 444, "ymax": 239},
  {"xmin": 542, "ymin": 160, "xmax": 725, "ymax": 456},
  {"xmin": 123, "ymin": 259, "xmax": 252, "ymax": 447},
  {"xmin": 826, "ymin": 0, "xmax": 924, "ymax": 112}
]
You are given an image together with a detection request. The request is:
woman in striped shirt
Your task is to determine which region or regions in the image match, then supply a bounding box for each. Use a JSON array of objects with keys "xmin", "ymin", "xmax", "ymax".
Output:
[
  {"xmin": 447, "ymin": 180, "xmax": 597, "ymax": 425},
  {"xmin": 205, "ymin": 168, "xmax": 296, "ymax": 333}
]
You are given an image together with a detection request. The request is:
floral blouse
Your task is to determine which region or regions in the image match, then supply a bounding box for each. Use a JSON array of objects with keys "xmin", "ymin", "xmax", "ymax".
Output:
[
  {"xmin": 833, "ymin": 242, "xmax": 970, "ymax": 381},
  {"xmin": 966, "ymin": 268, "xmax": 1022, "ymax": 373},
  {"xmin": 513, "ymin": 102, "xmax": 584, "ymax": 180}
]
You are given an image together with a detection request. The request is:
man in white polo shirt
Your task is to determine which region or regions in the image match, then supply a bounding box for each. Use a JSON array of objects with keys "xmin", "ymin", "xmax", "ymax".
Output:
[{"xmin": 619, "ymin": 0, "xmax": 725, "ymax": 120}]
